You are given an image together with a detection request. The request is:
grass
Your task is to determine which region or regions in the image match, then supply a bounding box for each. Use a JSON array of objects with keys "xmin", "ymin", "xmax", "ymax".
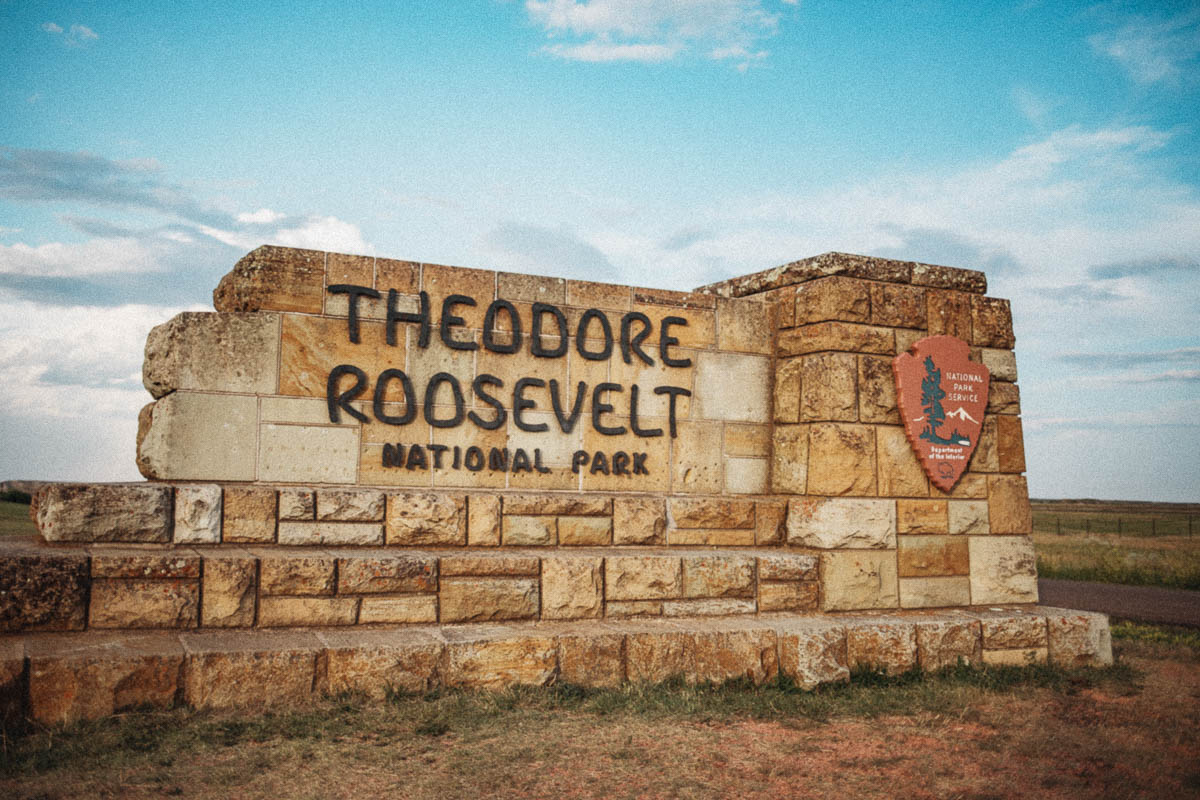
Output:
[{"xmin": 0, "ymin": 501, "xmax": 35, "ymax": 538}]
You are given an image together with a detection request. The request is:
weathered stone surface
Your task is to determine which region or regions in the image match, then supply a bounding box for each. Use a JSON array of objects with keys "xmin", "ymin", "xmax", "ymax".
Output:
[
  {"xmin": 89, "ymin": 579, "xmax": 199, "ymax": 628},
  {"xmin": 503, "ymin": 495, "xmax": 610, "ymax": 516},
  {"xmin": 541, "ymin": 556, "xmax": 604, "ymax": 620},
  {"xmin": 278, "ymin": 521, "xmax": 383, "ymax": 546},
  {"xmin": 36, "ymin": 483, "xmax": 171, "ymax": 544},
  {"xmin": 201, "ymin": 555, "xmax": 257, "ymax": 627},
  {"xmin": 875, "ymin": 426, "xmax": 929, "ymax": 497},
  {"xmin": 143, "ymin": 311, "xmax": 279, "ymax": 398},
  {"xmin": 693, "ymin": 352, "xmax": 770, "ymax": 423},
  {"xmin": 259, "ymin": 423, "xmax": 359, "ymax": 484},
  {"xmin": 258, "ymin": 596, "xmax": 359, "ymax": 626},
  {"xmin": 1042, "ymin": 609, "xmax": 1113, "ymax": 667},
  {"xmin": 173, "ymin": 484, "xmax": 222, "ymax": 544},
  {"xmin": 606, "ymin": 556, "xmax": 682, "ymax": 601},
  {"xmin": 982, "ymin": 647, "xmax": 1047, "ymax": 666},
  {"xmin": 670, "ymin": 421, "xmax": 724, "ymax": 494},
  {"xmin": 799, "ymin": 353, "xmax": 857, "ymax": 422},
  {"xmin": 605, "ymin": 600, "xmax": 663, "ymax": 617},
  {"xmin": 981, "ymin": 613, "xmax": 1047, "ymax": 650},
  {"xmin": 970, "ymin": 416, "xmax": 999, "ymax": 473},
  {"xmin": 669, "ymin": 498, "xmax": 755, "ymax": 529},
  {"xmin": 724, "ymin": 456, "xmax": 767, "ymax": 493},
  {"xmin": 948, "ymin": 500, "xmax": 990, "ymax": 535},
  {"xmin": 792, "ymin": 276, "xmax": 870, "ymax": 325},
  {"xmin": 182, "ymin": 631, "xmax": 321, "ymax": 709},
  {"xmin": 0, "ymin": 551, "xmax": 88, "ymax": 631},
  {"xmin": 259, "ymin": 555, "xmax": 336, "ymax": 595},
  {"xmin": 774, "ymin": 357, "xmax": 802, "ymax": 423},
  {"xmin": 787, "ymin": 497, "xmax": 895, "ymax": 549},
  {"xmin": 806, "ymin": 423, "xmax": 877, "ymax": 496},
  {"xmin": 777, "ymin": 622, "xmax": 849, "ymax": 689},
  {"xmin": 338, "ymin": 555, "xmax": 437, "ymax": 593},
  {"xmin": 28, "ymin": 633, "xmax": 184, "ymax": 724},
  {"xmin": 701, "ymin": 252, "xmax": 954, "ymax": 298},
  {"xmin": 771, "ymin": 425, "xmax": 808, "ymax": 494},
  {"xmin": 682, "ymin": 555, "xmax": 755, "ymax": 598},
  {"xmin": 971, "ymin": 296, "xmax": 1015, "ymax": 348},
  {"xmin": 821, "ymin": 551, "xmax": 899, "ymax": 611},
  {"xmin": 988, "ymin": 475, "xmax": 1032, "ymax": 534},
  {"xmin": 667, "ymin": 527, "xmax": 755, "ymax": 546},
  {"xmin": 926, "ymin": 289, "xmax": 972, "ymax": 339},
  {"xmin": 386, "ymin": 493, "xmax": 466, "ymax": 545},
  {"xmin": 898, "ymin": 536, "xmax": 969, "ymax": 577},
  {"xmin": 758, "ymin": 553, "xmax": 818, "ymax": 582},
  {"xmin": 137, "ymin": 392, "xmax": 258, "ymax": 481},
  {"xmin": 440, "ymin": 555, "xmax": 539, "ymax": 577},
  {"xmin": 754, "ymin": 501, "xmax": 786, "ymax": 545},
  {"xmin": 915, "ymin": 619, "xmax": 982, "ymax": 669},
  {"xmin": 847, "ymin": 621, "xmax": 917, "ymax": 674},
  {"xmin": 467, "ymin": 494, "xmax": 501, "ymax": 546},
  {"xmin": 502, "ymin": 515, "xmax": 557, "ymax": 546},
  {"xmin": 626, "ymin": 627, "xmax": 693, "ymax": 683},
  {"xmin": 911, "ymin": 262, "xmax": 987, "ymax": 293},
  {"xmin": 662, "ymin": 598, "xmax": 756, "ymax": 616},
  {"xmin": 777, "ymin": 321, "xmax": 894, "ymax": 358},
  {"xmin": 930, "ymin": 472, "xmax": 988, "ymax": 499},
  {"xmin": 980, "ymin": 348, "xmax": 1018, "ymax": 382},
  {"xmin": 758, "ymin": 581, "xmax": 818, "ymax": 612},
  {"xmin": 439, "ymin": 578, "xmax": 539, "ymax": 623},
  {"xmin": 898, "ymin": 577, "xmax": 971, "ymax": 609},
  {"xmin": 558, "ymin": 515, "xmax": 612, "ymax": 545},
  {"xmin": 213, "ymin": 244, "xmax": 324, "ymax": 313},
  {"xmin": 90, "ymin": 551, "xmax": 201, "ymax": 579},
  {"xmin": 897, "ymin": 499, "xmax": 948, "ymax": 534},
  {"xmin": 692, "ymin": 626, "xmax": 778, "ymax": 684},
  {"xmin": 318, "ymin": 628, "xmax": 442, "ymax": 696},
  {"xmin": 870, "ymin": 282, "xmax": 926, "ymax": 328},
  {"xmin": 996, "ymin": 415, "xmax": 1026, "ymax": 473},
  {"xmin": 987, "ymin": 382, "xmax": 1021, "ymax": 415},
  {"xmin": 556, "ymin": 629, "xmax": 625, "ymax": 687},
  {"xmin": 613, "ymin": 497, "xmax": 666, "ymax": 545},
  {"xmin": 969, "ymin": 536, "xmax": 1038, "ymax": 604},
  {"xmin": 725, "ymin": 423, "xmax": 771, "ymax": 458},
  {"xmin": 358, "ymin": 595, "xmax": 438, "ymax": 624},
  {"xmin": 442, "ymin": 632, "xmax": 558, "ymax": 689},
  {"xmin": 222, "ymin": 487, "xmax": 277, "ymax": 543},
  {"xmin": 858, "ymin": 354, "xmax": 900, "ymax": 423},
  {"xmin": 317, "ymin": 490, "xmax": 385, "ymax": 521}
]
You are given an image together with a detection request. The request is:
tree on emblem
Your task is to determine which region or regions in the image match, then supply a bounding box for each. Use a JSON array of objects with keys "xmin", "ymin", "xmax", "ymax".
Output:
[{"xmin": 919, "ymin": 356, "xmax": 970, "ymax": 446}]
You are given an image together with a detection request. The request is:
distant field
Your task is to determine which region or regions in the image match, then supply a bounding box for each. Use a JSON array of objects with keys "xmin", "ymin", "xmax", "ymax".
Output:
[{"xmin": 0, "ymin": 500, "xmax": 35, "ymax": 538}]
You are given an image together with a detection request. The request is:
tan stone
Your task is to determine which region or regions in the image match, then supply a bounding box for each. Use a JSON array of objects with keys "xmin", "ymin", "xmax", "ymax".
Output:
[
  {"xmin": 981, "ymin": 614, "xmax": 1047, "ymax": 650},
  {"xmin": 717, "ymin": 296, "xmax": 773, "ymax": 354},
  {"xmin": 358, "ymin": 595, "xmax": 438, "ymax": 624},
  {"xmin": 971, "ymin": 296, "xmax": 1015, "ymax": 348},
  {"xmin": 777, "ymin": 622, "xmax": 849, "ymax": 689},
  {"xmin": 338, "ymin": 555, "xmax": 437, "ymax": 593},
  {"xmin": 88, "ymin": 579, "xmax": 199, "ymax": 628},
  {"xmin": 28, "ymin": 633, "xmax": 184, "ymax": 723},
  {"xmin": 875, "ymin": 426, "xmax": 928, "ymax": 497},
  {"xmin": 376, "ymin": 257, "xmax": 419, "ymax": 294},
  {"xmin": 606, "ymin": 600, "xmax": 664, "ymax": 617},
  {"xmin": 948, "ymin": 500, "xmax": 990, "ymax": 534},
  {"xmin": 260, "ymin": 396, "xmax": 355, "ymax": 426},
  {"xmin": 541, "ymin": 556, "xmax": 604, "ymax": 620},
  {"xmin": 692, "ymin": 626, "xmax": 778, "ymax": 684},
  {"xmin": 898, "ymin": 577, "xmax": 971, "ymax": 609},
  {"xmin": 777, "ymin": 321, "xmax": 894, "ymax": 357},
  {"xmin": 174, "ymin": 484, "xmax": 222, "ymax": 544},
  {"xmin": 502, "ymin": 514, "xmax": 557, "ymax": 546},
  {"xmin": 137, "ymin": 392, "xmax": 258, "ymax": 481},
  {"xmin": 613, "ymin": 497, "xmax": 666, "ymax": 545},
  {"xmin": 980, "ymin": 348, "xmax": 1018, "ymax": 382},
  {"xmin": 318, "ymin": 628, "xmax": 441, "ymax": 696},
  {"xmin": 930, "ymin": 472, "xmax": 988, "ymax": 499},
  {"xmin": 497, "ymin": 271, "xmax": 565, "ymax": 303},
  {"xmin": 982, "ymin": 647, "xmax": 1047, "ymax": 666},
  {"xmin": 897, "ymin": 499, "xmax": 948, "ymax": 534},
  {"xmin": 987, "ymin": 382, "xmax": 1021, "ymax": 415},
  {"xmin": 90, "ymin": 551, "xmax": 200, "ymax": 579},
  {"xmin": 626, "ymin": 627, "xmax": 693, "ymax": 683},
  {"xmin": 606, "ymin": 556, "xmax": 682, "ymax": 601},
  {"xmin": 258, "ymin": 423, "xmax": 360, "ymax": 484},
  {"xmin": 1043, "ymin": 610, "xmax": 1113, "ymax": 667},
  {"xmin": 278, "ymin": 521, "xmax": 383, "ymax": 546},
  {"xmin": 847, "ymin": 621, "xmax": 917, "ymax": 674},
  {"xmin": 259, "ymin": 596, "xmax": 358, "ymax": 626},
  {"xmin": 566, "ymin": 278, "xmax": 631, "ymax": 309},
  {"xmin": 793, "ymin": 276, "xmax": 870, "ymax": 324},
  {"xmin": 870, "ymin": 282, "xmax": 926, "ymax": 328},
  {"xmin": 916, "ymin": 619, "xmax": 982, "ymax": 669},
  {"xmin": 182, "ymin": 630, "xmax": 321, "ymax": 709},
  {"xmin": 911, "ymin": 262, "xmax": 988, "ymax": 293},
  {"xmin": 771, "ymin": 424, "xmax": 808, "ymax": 494},
  {"xmin": 926, "ymin": 289, "xmax": 971, "ymax": 339},
  {"xmin": 662, "ymin": 598, "xmax": 756, "ymax": 616},
  {"xmin": 996, "ymin": 415, "xmax": 1026, "ymax": 473},
  {"xmin": 502, "ymin": 494, "xmax": 610, "ymax": 515},
  {"xmin": 317, "ymin": 489, "xmax": 385, "ymax": 521},
  {"xmin": 988, "ymin": 475, "xmax": 1032, "ymax": 534},
  {"xmin": 758, "ymin": 554, "xmax": 818, "ymax": 582},
  {"xmin": 968, "ymin": 416, "xmax": 999, "ymax": 473},
  {"xmin": 773, "ymin": 357, "xmax": 802, "ymax": 424},
  {"xmin": 222, "ymin": 487, "xmax": 277, "ymax": 543},
  {"xmin": 442, "ymin": 632, "xmax": 558, "ymax": 689},
  {"xmin": 35, "ymin": 483, "xmax": 171, "ymax": 544},
  {"xmin": 667, "ymin": 527, "xmax": 755, "ymax": 546},
  {"xmin": 440, "ymin": 555, "xmax": 539, "ymax": 576},
  {"xmin": 259, "ymin": 555, "xmax": 336, "ymax": 595},
  {"xmin": 898, "ymin": 536, "xmax": 969, "ymax": 577},
  {"xmin": 759, "ymin": 582, "xmax": 818, "ymax": 612},
  {"xmin": 386, "ymin": 492, "xmax": 466, "ymax": 545},
  {"xmin": 895, "ymin": 327, "xmax": 923, "ymax": 354},
  {"xmin": 201, "ymin": 556, "xmax": 257, "ymax": 627},
  {"xmin": 278, "ymin": 488, "xmax": 315, "ymax": 521},
  {"xmin": 439, "ymin": 578, "xmax": 539, "ymax": 623},
  {"xmin": 755, "ymin": 500, "xmax": 786, "ymax": 545},
  {"xmin": 694, "ymin": 352, "xmax": 770, "ymax": 423},
  {"xmin": 556, "ymin": 630, "xmax": 625, "ymax": 687},
  {"xmin": 213, "ymin": 244, "xmax": 325, "ymax": 314},
  {"xmin": 969, "ymin": 536, "xmax": 1037, "ymax": 604},
  {"xmin": 669, "ymin": 498, "xmax": 755, "ymax": 529},
  {"xmin": 821, "ymin": 551, "xmax": 899, "ymax": 611},
  {"xmin": 671, "ymin": 421, "xmax": 724, "ymax": 494},
  {"xmin": 0, "ymin": 551, "xmax": 88, "ymax": 632},
  {"xmin": 787, "ymin": 497, "xmax": 895, "ymax": 549},
  {"xmin": 142, "ymin": 311, "xmax": 279, "ymax": 398},
  {"xmin": 799, "ymin": 352, "xmax": 857, "ymax": 422},
  {"xmin": 682, "ymin": 555, "xmax": 755, "ymax": 598},
  {"xmin": 558, "ymin": 515, "xmax": 612, "ymax": 545},
  {"xmin": 421, "ymin": 261, "xmax": 496, "ymax": 330},
  {"xmin": 807, "ymin": 423, "xmax": 877, "ymax": 496},
  {"xmin": 725, "ymin": 423, "xmax": 770, "ymax": 457},
  {"xmin": 467, "ymin": 494, "xmax": 501, "ymax": 546},
  {"xmin": 858, "ymin": 355, "xmax": 899, "ymax": 423}
]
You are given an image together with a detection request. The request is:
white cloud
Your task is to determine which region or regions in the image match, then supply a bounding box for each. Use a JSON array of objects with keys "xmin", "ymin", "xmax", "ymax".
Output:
[
  {"xmin": 1088, "ymin": 9, "xmax": 1200, "ymax": 84},
  {"xmin": 69, "ymin": 24, "xmax": 98, "ymax": 42},
  {"xmin": 236, "ymin": 208, "xmax": 287, "ymax": 225},
  {"xmin": 0, "ymin": 237, "xmax": 158, "ymax": 277},
  {"xmin": 272, "ymin": 215, "xmax": 368, "ymax": 254},
  {"xmin": 545, "ymin": 41, "xmax": 681, "ymax": 62},
  {"xmin": 41, "ymin": 22, "xmax": 63, "ymax": 34}
]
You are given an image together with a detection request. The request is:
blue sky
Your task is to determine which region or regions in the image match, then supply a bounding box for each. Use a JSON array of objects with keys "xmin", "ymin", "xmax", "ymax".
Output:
[{"xmin": 2, "ymin": 0, "xmax": 1198, "ymax": 501}]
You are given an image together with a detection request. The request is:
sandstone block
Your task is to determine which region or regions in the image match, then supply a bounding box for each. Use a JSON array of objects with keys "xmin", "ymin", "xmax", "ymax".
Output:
[
  {"xmin": 858, "ymin": 355, "xmax": 900, "ymax": 423},
  {"xmin": 258, "ymin": 423, "xmax": 359, "ymax": 484},
  {"xmin": 793, "ymin": 277, "xmax": 870, "ymax": 324},
  {"xmin": 669, "ymin": 498, "xmax": 755, "ymax": 529},
  {"xmin": 467, "ymin": 494, "xmax": 501, "ymax": 546},
  {"xmin": 259, "ymin": 555, "xmax": 336, "ymax": 595},
  {"xmin": 931, "ymin": 472, "xmax": 988, "ymax": 499},
  {"xmin": 725, "ymin": 424, "xmax": 770, "ymax": 458},
  {"xmin": 213, "ymin": 244, "xmax": 325, "ymax": 314},
  {"xmin": 541, "ymin": 556, "xmax": 604, "ymax": 620},
  {"xmin": 926, "ymin": 289, "xmax": 971, "ymax": 339},
  {"xmin": 771, "ymin": 425, "xmax": 808, "ymax": 494},
  {"xmin": 201, "ymin": 555, "xmax": 257, "ymax": 627},
  {"xmin": 222, "ymin": 487, "xmax": 277, "ymax": 543},
  {"xmin": 948, "ymin": 500, "xmax": 990, "ymax": 535},
  {"xmin": 278, "ymin": 521, "xmax": 383, "ymax": 546},
  {"xmin": 671, "ymin": 422, "xmax": 724, "ymax": 494},
  {"xmin": 626, "ymin": 627, "xmax": 693, "ymax": 683},
  {"xmin": 605, "ymin": 600, "xmax": 663, "ymax": 617},
  {"xmin": 773, "ymin": 357, "xmax": 802, "ymax": 424},
  {"xmin": 869, "ymin": 282, "xmax": 926, "ymax": 328},
  {"xmin": 987, "ymin": 382, "xmax": 1021, "ymax": 415},
  {"xmin": 318, "ymin": 628, "xmax": 442, "ymax": 696},
  {"xmin": 36, "ymin": 483, "xmax": 172, "ymax": 544},
  {"xmin": 724, "ymin": 457, "xmax": 768, "ymax": 494},
  {"xmin": 971, "ymin": 296, "xmax": 1015, "ymax": 348},
  {"xmin": 503, "ymin": 494, "xmax": 611, "ymax": 516},
  {"xmin": 143, "ymin": 311, "xmax": 280, "ymax": 398},
  {"xmin": 558, "ymin": 515, "xmax": 612, "ymax": 545},
  {"xmin": 442, "ymin": 632, "xmax": 558, "ymax": 689},
  {"xmin": 847, "ymin": 621, "xmax": 917, "ymax": 674},
  {"xmin": 969, "ymin": 536, "xmax": 1037, "ymax": 604},
  {"xmin": 821, "ymin": 551, "xmax": 899, "ymax": 611},
  {"xmin": 758, "ymin": 581, "xmax": 818, "ymax": 612},
  {"xmin": 897, "ymin": 499, "xmax": 948, "ymax": 534},
  {"xmin": 981, "ymin": 613, "xmax": 1047, "ymax": 650},
  {"xmin": 692, "ymin": 626, "xmax": 778, "ymax": 684},
  {"xmin": 358, "ymin": 595, "xmax": 438, "ymax": 624},
  {"xmin": 911, "ymin": 262, "xmax": 987, "ymax": 293},
  {"xmin": 1042, "ymin": 609, "xmax": 1113, "ymax": 667},
  {"xmin": 556, "ymin": 630, "xmax": 625, "ymax": 687},
  {"xmin": 386, "ymin": 492, "xmax": 466, "ymax": 545},
  {"xmin": 90, "ymin": 551, "xmax": 201, "ymax": 579},
  {"xmin": 606, "ymin": 556, "xmax": 682, "ymax": 601},
  {"xmin": 498, "ymin": 271, "xmax": 565, "ymax": 303},
  {"xmin": 259, "ymin": 596, "xmax": 359, "ymax": 626},
  {"xmin": 799, "ymin": 352, "xmax": 857, "ymax": 422},
  {"xmin": 758, "ymin": 553, "xmax": 818, "ymax": 582},
  {"xmin": 682, "ymin": 555, "xmax": 755, "ymax": 598},
  {"xmin": 988, "ymin": 475, "xmax": 1032, "ymax": 534},
  {"xmin": 440, "ymin": 555, "xmax": 540, "ymax": 577},
  {"xmin": 317, "ymin": 489, "xmax": 385, "ymax": 521},
  {"xmin": 875, "ymin": 426, "xmax": 929, "ymax": 497},
  {"xmin": 980, "ymin": 348, "xmax": 1018, "ymax": 382},
  {"xmin": 777, "ymin": 321, "xmax": 894, "ymax": 357},
  {"xmin": 89, "ymin": 579, "xmax": 199, "ymax": 628},
  {"xmin": 970, "ymin": 416, "xmax": 999, "ymax": 473},
  {"xmin": 898, "ymin": 536, "xmax": 969, "ymax": 577},
  {"xmin": 996, "ymin": 415, "xmax": 1026, "ymax": 473},
  {"xmin": 755, "ymin": 500, "xmax": 786, "ymax": 545},
  {"xmin": 806, "ymin": 423, "xmax": 877, "ymax": 496},
  {"xmin": 667, "ymin": 527, "xmax": 755, "ymax": 546},
  {"xmin": 613, "ymin": 497, "xmax": 666, "ymax": 545},
  {"xmin": 174, "ymin": 484, "xmax": 222, "ymax": 544},
  {"xmin": 916, "ymin": 619, "xmax": 982, "ymax": 669},
  {"xmin": 898, "ymin": 577, "xmax": 971, "ymax": 609},
  {"xmin": 183, "ymin": 631, "xmax": 321, "ymax": 709},
  {"xmin": 663, "ymin": 598, "xmax": 756, "ymax": 616},
  {"xmin": 982, "ymin": 647, "xmax": 1047, "ymax": 666},
  {"xmin": 787, "ymin": 497, "xmax": 895, "ymax": 549},
  {"xmin": 694, "ymin": 352, "xmax": 770, "ymax": 423},
  {"xmin": 439, "ymin": 578, "xmax": 539, "ymax": 623},
  {"xmin": 338, "ymin": 554, "xmax": 437, "ymax": 593},
  {"xmin": 0, "ymin": 551, "xmax": 88, "ymax": 632},
  {"xmin": 137, "ymin": 392, "xmax": 258, "ymax": 481},
  {"xmin": 777, "ymin": 622, "xmax": 849, "ymax": 689},
  {"xmin": 502, "ymin": 515, "xmax": 557, "ymax": 546}
]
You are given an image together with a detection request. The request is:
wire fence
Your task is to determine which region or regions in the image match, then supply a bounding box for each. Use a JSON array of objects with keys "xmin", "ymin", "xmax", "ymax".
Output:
[{"xmin": 1032, "ymin": 511, "xmax": 1196, "ymax": 538}]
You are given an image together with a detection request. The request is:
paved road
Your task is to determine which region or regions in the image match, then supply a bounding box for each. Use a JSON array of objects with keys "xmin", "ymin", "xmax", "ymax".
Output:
[{"xmin": 1039, "ymin": 578, "xmax": 1200, "ymax": 628}]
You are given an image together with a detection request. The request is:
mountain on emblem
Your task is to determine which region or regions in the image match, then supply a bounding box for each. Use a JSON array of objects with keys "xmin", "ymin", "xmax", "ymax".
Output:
[{"xmin": 893, "ymin": 335, "xmax": 990, "ymax": 492}]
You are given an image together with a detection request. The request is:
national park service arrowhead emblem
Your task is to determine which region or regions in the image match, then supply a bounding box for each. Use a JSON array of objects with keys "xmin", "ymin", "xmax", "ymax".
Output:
[{"xmin": 893, "ymin": 335, "xmax": 990, "ymax": 492}]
